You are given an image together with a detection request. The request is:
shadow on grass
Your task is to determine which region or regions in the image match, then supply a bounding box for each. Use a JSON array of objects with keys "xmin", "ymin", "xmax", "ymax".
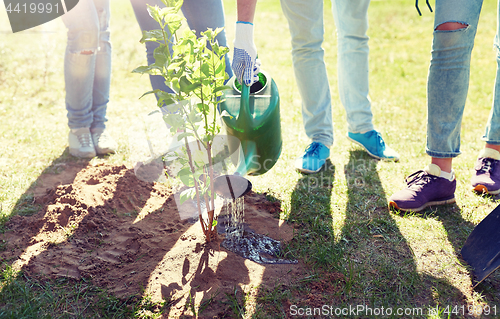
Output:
[
  {"xmin": 426, "ymin": 200, "xmax": 500, "ymax": 307},
  {"xmin": 288, "ymin": 150, "xmax": 467, "ymax": 316},
  {"xmin": 343, "ymin": 150, "xmax": 468, "ymax": 311}
]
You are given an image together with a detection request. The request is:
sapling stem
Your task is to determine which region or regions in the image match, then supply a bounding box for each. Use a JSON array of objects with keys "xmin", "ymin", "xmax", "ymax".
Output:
[{"xmin": 184, "ymin": 137, "xmax": 207, "ymax": 237}]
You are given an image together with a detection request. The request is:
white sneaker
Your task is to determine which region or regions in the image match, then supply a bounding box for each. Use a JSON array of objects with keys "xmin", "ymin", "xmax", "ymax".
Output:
[
  {"xmin": 69, "ymin": 127, "xmax": 96, "ymax": 158},
  {"xmin": 91, "ymin": 128, "xmax": 117, "ymax": 155}
]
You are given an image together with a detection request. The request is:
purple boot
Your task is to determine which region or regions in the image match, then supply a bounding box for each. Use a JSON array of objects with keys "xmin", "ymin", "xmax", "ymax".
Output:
[
  {"xmin": 389, "ymin": 164, "xmax": 456, "ymax": 212},
  {"xmin": 471, "ymin": 148, "xmax": 500, "ymax": 195}
]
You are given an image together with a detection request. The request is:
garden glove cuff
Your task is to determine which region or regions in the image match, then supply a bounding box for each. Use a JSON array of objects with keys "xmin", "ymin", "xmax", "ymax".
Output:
[{"xmin": 232, "ymin": 21, "xmax": 261, "ymax": 86}]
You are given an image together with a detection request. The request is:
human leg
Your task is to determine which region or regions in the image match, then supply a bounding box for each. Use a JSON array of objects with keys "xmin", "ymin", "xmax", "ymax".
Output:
[
  {"xmin": 331, "ymin": 0, "xmax": 372, "ymax": 133},
  {"xmin": 389, "ymin": 0, "xmax": 483, "ymax": 211},
  {"xmin": 331, "ymin": 0, "xmax": 398, "ymax": 161},
  {"xmin": 280, "ymin": 0, "xmax": 332, "ymax": 173},
  {"xmin": 89, "ymin": 0, "xmax": 112, "ymax": 132},
  {"xmin": 472, "ymin": 0, "xmax": 500, "ymax": 194},
  {"xmin": 182, "ymin": 0, "xmax": 233, "ymax": 79},
  {"xmin": 280, "ymin": 0, "xmax": 333, "ymax": 148},
  {"xmin": 63, "ymin": 0, "xmax": 101, "ymax": 157},
  {"xmin": 63, "ymin": 0, "xmax": 101, "ymax": 130},
  {"xmin": 130, "ymin": 0, "xmax": 175, "ymax": 95}
]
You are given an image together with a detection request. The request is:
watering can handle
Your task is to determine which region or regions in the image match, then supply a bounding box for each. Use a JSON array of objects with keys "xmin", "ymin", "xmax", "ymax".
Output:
[{"xmin": 237, "ymin": 82, "xmax": 251, "ymax": 127}]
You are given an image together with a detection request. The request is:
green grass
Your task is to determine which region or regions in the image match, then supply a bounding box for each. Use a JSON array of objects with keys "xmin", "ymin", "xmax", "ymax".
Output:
[{"xmin": 1, "ymin": 0, "xmax": 500, "ymax": 317}]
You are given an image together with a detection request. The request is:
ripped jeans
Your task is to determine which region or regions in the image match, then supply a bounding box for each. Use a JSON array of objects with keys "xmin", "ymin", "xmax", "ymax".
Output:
[
  {"xmin": 62, "ymin": 0, "xmax": 111, "ymax": 130},
  {"xmin": 426, "ymin": 0, "xmax": 500, "ymax": 158}
]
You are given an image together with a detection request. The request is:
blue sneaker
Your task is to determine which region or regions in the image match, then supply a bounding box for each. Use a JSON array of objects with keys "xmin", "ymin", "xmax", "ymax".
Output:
[
  {"xmin": 347, "ymin": 130, "xmax": 399, "ymax": 161},
  {"xmin": 294, "ymin": 142, "xmax": 330, "ymax": 174}
]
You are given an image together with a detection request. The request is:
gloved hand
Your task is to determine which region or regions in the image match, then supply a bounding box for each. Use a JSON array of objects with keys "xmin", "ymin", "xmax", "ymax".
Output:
[{"xmin": 232, "ymin": 21, "xmax": 261, "ymax": 86}]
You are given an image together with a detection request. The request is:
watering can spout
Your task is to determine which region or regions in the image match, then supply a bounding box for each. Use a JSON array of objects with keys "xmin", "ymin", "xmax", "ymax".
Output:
[{"xmin": 219, "ymin": 70, "xmax": 282, "ymax": 176}]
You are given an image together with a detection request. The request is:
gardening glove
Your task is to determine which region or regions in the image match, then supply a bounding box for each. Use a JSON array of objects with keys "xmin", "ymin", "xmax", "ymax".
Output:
[{"xmin": 232, "ymin": 21, "xmax": 261, "ymax": 86}]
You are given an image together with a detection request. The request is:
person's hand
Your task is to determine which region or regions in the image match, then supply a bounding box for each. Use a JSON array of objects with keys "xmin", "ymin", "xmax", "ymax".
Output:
[{"xmin": 232, "ymin": 21, "xmax": 261, "ymax": 86}]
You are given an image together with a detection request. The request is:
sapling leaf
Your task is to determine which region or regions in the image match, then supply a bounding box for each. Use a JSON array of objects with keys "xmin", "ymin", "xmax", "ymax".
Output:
[
  {"xmin": 179, "ymin": 187, "xmax": 196, "ymax": 205},
  {"xmin": 213, "ymin": 85, "xmax": 232, "ymax": 93},
  {"xmin": 157, "ymin": 91, "xmax": 177, "ymax": 107},
  {"xmin": 132, "ymin": 65, "xmax": 159, "ymax": 75},
  {"xmin": 139, "ymin": 30, "xmax": 163, "ymax": 44},
  {"xmin": 147, "ymin": 5, "xmax": 163, "ymax": 25},
  {"xmin": 138, "ymin": 89, "xmax": 162, "ymax": 99},
  {"xmin": 178, "ymin": 167, "xmax": 203, "ymax": 187},
  {"xmin": 200, "ymin": 63, "xmax": 210, "ymax": 77},
  {"xmin": 212, "ymin": 220, "xmax": 217, "ymax": 227},
  {"xmin": 179, "ymin": 76, "xmax": 202, "ymax": 93},
  {"xmin": 165, "ymin": 14, "xmax": 184, "ymax": 35},
  {"xmin": 177, "ymin": 132, "xmax": 194, "ymax": 140},
  {"xmin": 163, "ymin": 113, "xmax": 184, "ymax": 128}
]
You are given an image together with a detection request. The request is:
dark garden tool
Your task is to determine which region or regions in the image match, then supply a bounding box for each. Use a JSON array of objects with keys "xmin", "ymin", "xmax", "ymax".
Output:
[{"xmin": 461, "ymin": 203, "xmax": 500, "ymax": 287}]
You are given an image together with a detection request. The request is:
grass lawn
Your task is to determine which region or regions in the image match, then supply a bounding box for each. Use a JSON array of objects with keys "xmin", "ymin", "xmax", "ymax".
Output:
[{"xmin": 1, "ymin": 0, "xmax": 500, "ymax": 317}]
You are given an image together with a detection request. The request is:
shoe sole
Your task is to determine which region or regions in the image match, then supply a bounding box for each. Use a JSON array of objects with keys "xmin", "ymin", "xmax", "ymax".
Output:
[
  {"xmin": 295, "ymin": 166, "xmax": 323, "ymax": 174},
  {"xmin": 472, "ymin": 184, "xmax": 500, "ymax": 195},
  {"xmin": 69, "ymin": 149, "xmax": 96, "ymax": 158},
  {"xmin": 347, "ymin": 136, "xmax": 400, "ymax": 162},
  {"xmin": 388, "ymin": 197, "xmax": 456, "ymax": 213},
  {"xmin": 95, "ymin": 147, "xmax": 116, "ymax": 156}
]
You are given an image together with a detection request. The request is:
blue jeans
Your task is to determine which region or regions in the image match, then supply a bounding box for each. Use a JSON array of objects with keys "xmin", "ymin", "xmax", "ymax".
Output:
[
  {"xmin": 130, "ymin": 0, "xmax": 233, "ymax": 96},
  {"xmin": 280, "ymin": 0, "xmax": 373, "ymax": 147},
  {"xmin": 426, "ymin": 0, "xmax": 500, "ymax": 158},
  {"xmin": 62, "ymin": 0, "xmax": 111, "ymax": 130}
]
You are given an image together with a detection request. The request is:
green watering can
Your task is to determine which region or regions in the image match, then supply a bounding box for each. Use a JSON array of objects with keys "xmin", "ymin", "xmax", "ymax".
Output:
[{"xmin": 219, "ymin": 70, "xmax": 282, "ymax": 176}]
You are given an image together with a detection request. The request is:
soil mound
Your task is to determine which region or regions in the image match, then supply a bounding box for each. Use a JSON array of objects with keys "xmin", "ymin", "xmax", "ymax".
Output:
[{"xmin": 0, "ymin": 163, "xmax": 301, "ymax": 317}]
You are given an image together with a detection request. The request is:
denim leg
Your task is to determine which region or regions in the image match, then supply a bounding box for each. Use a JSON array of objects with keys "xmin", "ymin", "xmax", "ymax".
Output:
[
  {"xmin": 63, "ymin": 0, "xmax": 104, "ymax": 129},
  {"xmin": 130, "ymin": 0, "xmax": 174, "ymax": 95},
  {"xmin": 331, "ymin": 0, "xmax": 373, "ymax": 134},
  {"xmin": 483, "ymin": 0, "xmax": 500, "ymax": 145},
  {"xmin": 426, "ymin": 0, "xmax": 483, "ymax": 158},
  {"xmin": 90, "ymin": 0, "xmax": 111, "ymax": 130},
  {"xmin": 280, "ymin": 0, "xmax": 334, "ymax": 147},
  {"xmin": 182, "ymin": 0, "xmax": 233, "ymax": 80},
  {"xmin": 131, "ymin": 0, "xmax": 232, "ymax": 97}
]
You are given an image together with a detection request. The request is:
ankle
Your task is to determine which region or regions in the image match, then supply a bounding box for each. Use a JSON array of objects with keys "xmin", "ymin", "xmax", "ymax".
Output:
[
  {"xmin": 431, "ymin": 157, "xmax": 453, "ymax": 174},
  {"xmin": 481, "ymin": 146, "xmax": 500, "ymax": 160},
  {"xmin": 439, "ymin": 169, "xmax": 455, "ymax": 181}
]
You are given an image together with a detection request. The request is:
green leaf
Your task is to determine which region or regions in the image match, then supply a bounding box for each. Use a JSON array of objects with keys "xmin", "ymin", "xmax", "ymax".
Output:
[
  {"xmin": 140, "ymin": 29, "xmax": 164, "ymax": 43},
  {"xmin": 177, "ymin": 132, "xmax": 194, "ymax": 140},
  {"xmin": 200, "ymin": 63, "xmax": 210, "ymax": 77},
  {"xmin": 132, "ymin": 65, "xmax": 159, "ymax": 75},
  {"xmin": 213, "ymin": 85, "xmax": 232, "ymax": 93},
  {"xmin": 179, "ymin": 187, "xmax": 196, "ymax": 205},
  {"xmin": 157, "ymin": 91, "xmax": 177, "ymax": 106},
  {"xmin": 212, "ymin": 220, "xmax": 218, "ymax": 227},
  {"xmin": 153, "ymin": 46, "xmax": 168, "ymax": 67},
  {"xmin": 187, "ymin": 109, "xmax": 202, "ymax": 124},
  {"xmin": 163, "ymin": 113, "xmax": 184, "ymax": 129},
  {"xmin": 179, "ymin": 76, "xmax": 201, "ymax": 94},
  {"xmin": 146, "ymin": 5, "xmax": 162, "ymax": 25},
  {"xmin": 138, "ymin": 89, "xmax": 161, "ymax": 99},
  {"xmin": 178, "ymin": 167, "xmax": 195, "ymax": 187},
  {"xmin": 178, "ymin": 167, "xmax": 203, "ymax": 188}
]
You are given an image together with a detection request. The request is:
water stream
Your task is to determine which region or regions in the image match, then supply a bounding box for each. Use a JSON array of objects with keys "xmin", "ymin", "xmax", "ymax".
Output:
[{"xmin": 218, "ymin": 197, "xmax": 298, "ymax": 265}]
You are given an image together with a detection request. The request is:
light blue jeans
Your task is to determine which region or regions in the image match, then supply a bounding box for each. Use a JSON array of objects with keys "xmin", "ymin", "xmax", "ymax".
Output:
[
  {"xmin": 62, "ymin": 0, "xmax": 111, "ymax": 130},
  {"xmin": 426, "ymin": 0, "xmax": 500, "ymax": 158},
  {"xmin": 130, "ymin": 0, "xmax": 233, "ymax": 96},
  {"xmin": 280, "ymin": 0, "xmax": 373, "ymax": 147}
]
